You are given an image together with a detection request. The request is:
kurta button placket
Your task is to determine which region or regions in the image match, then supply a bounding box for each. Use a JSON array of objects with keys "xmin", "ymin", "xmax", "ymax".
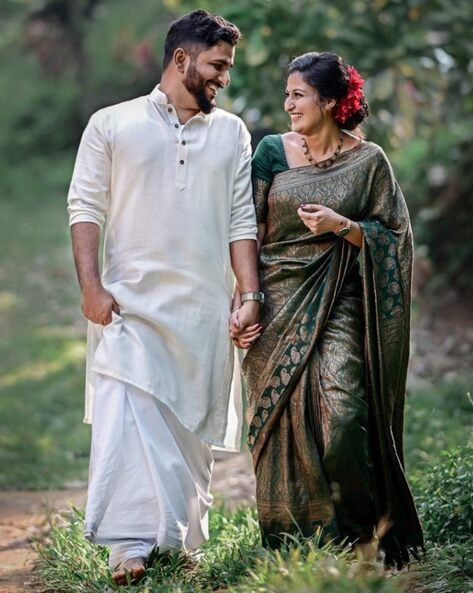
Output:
[{"xmin": 176, "ymin": 124, "xmax": 189, "ymax": 190}]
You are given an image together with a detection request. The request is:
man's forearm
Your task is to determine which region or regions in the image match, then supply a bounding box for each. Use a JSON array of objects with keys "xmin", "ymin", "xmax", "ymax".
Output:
[
  {"xmin": 229, "ymin": 239, "xmax": 259, "ymax": 293},
  {"xmin": 71, "ymin": 222, "xmax": 102, "ymax": 294},
  {"xmin": 71, "ymin": 222, "xmax": 119, "ymax": 324}
]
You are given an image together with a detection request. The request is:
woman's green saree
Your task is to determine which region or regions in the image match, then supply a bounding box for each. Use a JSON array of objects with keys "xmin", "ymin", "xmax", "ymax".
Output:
[{"xmin": 242, "ymin": 135, "xmax": 423, "ymax": 568}]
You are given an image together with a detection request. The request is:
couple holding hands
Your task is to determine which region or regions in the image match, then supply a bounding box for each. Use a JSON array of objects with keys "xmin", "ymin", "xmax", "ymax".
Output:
[{"xmin": 67, "ymin": 8, "xmax": 422, "ymax": 585}]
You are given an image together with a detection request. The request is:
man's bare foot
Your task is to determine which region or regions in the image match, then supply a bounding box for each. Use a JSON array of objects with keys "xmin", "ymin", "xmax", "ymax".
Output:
[{"xmin": 111, "ymin": 557, "xmax": 146, "ymax": 585}]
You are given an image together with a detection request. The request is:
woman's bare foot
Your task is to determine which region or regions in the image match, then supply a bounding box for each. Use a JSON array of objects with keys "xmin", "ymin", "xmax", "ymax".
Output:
[
  {"xmin": 111, "ymin": 557, "xmax": 146, "ymax": 585},
  {"xmin": 353, "ymin": 540, "xmax": 378, "ymax": 563}
]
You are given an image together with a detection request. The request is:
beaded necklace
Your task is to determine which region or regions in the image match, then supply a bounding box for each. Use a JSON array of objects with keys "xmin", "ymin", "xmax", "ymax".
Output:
[{"xmin": 301, "ymin": 133, "xmax": 344, "ymax": 169}]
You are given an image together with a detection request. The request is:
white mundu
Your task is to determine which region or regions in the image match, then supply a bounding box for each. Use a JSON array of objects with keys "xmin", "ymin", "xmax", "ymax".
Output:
[
  {"xmin": 67, "ymin": 86, "xmax": 257, "ymax": 561},
  {"xmin": 85, "ymin": 375, "xmax": 213, "ymax": 553},
  {"xmin": 68, "ymin": 85, "xmax": 257, "ymax": 450}
]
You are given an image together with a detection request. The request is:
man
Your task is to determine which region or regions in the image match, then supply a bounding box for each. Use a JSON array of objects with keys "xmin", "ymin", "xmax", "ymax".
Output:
[{"xmin": 67, "ymin": 10, "xmax": 261, "ymax": 584}]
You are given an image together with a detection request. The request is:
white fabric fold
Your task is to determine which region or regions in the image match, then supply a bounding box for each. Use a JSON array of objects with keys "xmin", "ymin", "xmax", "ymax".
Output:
[{"xmin": 85, "ymin": 375, "xmax": 213, "ymax": 551}]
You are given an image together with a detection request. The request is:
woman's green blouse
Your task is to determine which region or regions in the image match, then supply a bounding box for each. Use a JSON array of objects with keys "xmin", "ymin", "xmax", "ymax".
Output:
[{"xmin": 252, "ymin": 134, "xmax": 289, "ymax": 182}]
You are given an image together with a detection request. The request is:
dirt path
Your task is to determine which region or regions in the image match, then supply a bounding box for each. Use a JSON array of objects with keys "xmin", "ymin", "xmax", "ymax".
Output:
[{"xmin": 0, "ymin": 451, "xmax": 255, "ymax": 593}]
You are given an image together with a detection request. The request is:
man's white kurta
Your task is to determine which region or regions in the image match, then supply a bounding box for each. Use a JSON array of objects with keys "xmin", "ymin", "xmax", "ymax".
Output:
[{"xmin": 67, "ymin": 86, "xmax": 257, "ymax": 449}]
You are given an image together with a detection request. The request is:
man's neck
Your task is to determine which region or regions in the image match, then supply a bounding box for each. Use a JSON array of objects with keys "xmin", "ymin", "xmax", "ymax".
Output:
[{"xmin": 159, "ymin": 77, "xmax": 200, "ymax": 124}]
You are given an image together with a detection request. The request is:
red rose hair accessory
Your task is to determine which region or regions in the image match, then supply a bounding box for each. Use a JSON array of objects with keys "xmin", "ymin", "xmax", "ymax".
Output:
[{"xmin": 332, "ymin": 66, "xmax": 365, "ymax": 124}]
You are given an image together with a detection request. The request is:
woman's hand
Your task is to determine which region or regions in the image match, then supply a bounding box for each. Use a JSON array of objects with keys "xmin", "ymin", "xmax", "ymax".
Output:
[
  {"xmin": 229, "ymin": 304, "xmax": 262, "ymax": 349},
  {"xmin": 297, "ymin": 203, "xmax": 344, "ymax": 235}
]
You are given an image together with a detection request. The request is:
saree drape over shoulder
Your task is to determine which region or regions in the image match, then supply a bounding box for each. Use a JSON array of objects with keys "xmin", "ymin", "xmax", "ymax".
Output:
[{"xmin": 242, "ymin": 135, "xmax": 423, "ymax": 568}]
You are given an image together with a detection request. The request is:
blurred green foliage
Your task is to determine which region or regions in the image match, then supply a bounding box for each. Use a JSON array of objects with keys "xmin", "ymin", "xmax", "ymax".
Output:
[
  {"xmin": 1, "ymin": 0, "xmax": 472, "ymax": 287},
  {"xmin": 0, "ymin": 154, "xmax": 90, "ymax": 489}
]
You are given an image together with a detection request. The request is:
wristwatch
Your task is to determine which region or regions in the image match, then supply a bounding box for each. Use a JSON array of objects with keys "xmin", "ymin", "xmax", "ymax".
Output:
[
  {"xmin": 241, "ymin": 291, "xmax": 265, "ymax": 305},
  {"xmin": 335, "ymin": 218, "xmax": 352, "ymax": 238}
]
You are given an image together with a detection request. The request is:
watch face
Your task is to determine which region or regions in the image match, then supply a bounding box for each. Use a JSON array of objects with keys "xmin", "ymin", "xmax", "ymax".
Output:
[{"xmin": 337, "ymin": 227, "xmax": 350, "ymax": 237}]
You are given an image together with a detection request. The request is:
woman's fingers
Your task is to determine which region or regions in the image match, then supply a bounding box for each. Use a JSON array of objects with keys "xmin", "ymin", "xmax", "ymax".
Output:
[
  {"xmin": 231, "ymin": 323, "xmax": 262, "ymax": 348},
  {"xmin": 230, "ymin": 323, "xmax": 261, "ymax": 338},
  {"xmin": 299, "ymin": 203, "xmax": 322, "ymax": 212}
]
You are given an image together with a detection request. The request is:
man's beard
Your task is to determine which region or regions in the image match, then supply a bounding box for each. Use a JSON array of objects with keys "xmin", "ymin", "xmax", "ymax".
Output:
[{"xmin": 183, "ymin": 63, "xmax": 215, "ymax": 114}]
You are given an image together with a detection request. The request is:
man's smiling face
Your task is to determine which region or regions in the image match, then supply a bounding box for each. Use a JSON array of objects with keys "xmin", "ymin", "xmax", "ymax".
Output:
[{"xmin": 183, "ymin": 41, "xmax": 234, "ymax": 114}]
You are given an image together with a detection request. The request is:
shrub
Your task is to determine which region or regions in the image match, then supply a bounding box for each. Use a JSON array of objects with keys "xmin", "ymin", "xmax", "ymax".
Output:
[{"xmin": 412, "ymin": 446, "xmax": 473, "ymax": 544}]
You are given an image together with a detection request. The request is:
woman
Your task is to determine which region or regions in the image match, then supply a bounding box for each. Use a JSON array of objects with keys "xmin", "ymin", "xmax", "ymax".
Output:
[{"xmin": 232, "ymin": 52, "xmax": 423, "ymax": 568}]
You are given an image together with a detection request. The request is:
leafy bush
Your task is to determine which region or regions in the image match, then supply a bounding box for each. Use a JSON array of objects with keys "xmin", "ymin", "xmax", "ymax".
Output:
[
  {"xmin": 412, "ymin": 446, "xmax": 473, "ymax": 544},
  {"xmin": 422, "ymin": 541, "xmax": 473, "ymax": 593}
]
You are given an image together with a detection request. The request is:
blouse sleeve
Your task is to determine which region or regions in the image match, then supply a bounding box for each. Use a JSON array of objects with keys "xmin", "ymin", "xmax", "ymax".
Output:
[{"xmin": 252, "ymin": 136, "xmax": 274, "ymax": 224}]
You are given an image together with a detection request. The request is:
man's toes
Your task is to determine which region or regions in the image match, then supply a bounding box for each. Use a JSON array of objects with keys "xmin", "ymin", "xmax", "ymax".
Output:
[
  {"xmin": 111, "ymin": 558, "xmax": 146, "ymax": 584},
  {"xmin": 111, "ymin": 570, "xmax": 125, "ymax": 585},
  {"xmin": 130, "ymin": 565, "xmax": 146, "ymax": 579}
]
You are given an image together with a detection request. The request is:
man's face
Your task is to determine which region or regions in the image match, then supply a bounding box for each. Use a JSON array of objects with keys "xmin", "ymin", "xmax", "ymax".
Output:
[{"xmin": 183, "ymin": 42, "xmax": 235, "ymax": 114}]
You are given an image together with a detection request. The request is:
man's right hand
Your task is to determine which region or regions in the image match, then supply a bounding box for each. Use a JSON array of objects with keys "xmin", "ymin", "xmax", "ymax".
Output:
[{"xmin": 81, "ymin": 285, "xmax": 120, "ymax": 325}]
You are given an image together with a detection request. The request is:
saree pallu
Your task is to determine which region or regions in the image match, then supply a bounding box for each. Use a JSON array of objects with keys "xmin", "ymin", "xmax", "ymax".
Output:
[{"xmin": 242, "ymin": 141, "xmax": 424, "ymax": 568}]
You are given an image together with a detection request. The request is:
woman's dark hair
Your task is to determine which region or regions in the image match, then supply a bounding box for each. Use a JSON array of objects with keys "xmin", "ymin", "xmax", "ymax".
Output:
[
  {"xmin": 163, "ymin": 10, "xmax": 241, "ymax": 70},
  {"xmin": 288, "ymin": 52, "xmax": 369, "ymax": 132}
]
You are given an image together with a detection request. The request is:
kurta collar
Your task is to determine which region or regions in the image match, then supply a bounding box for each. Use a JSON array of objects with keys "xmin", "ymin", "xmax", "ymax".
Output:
[{"xmin": 149, "ymin": 84, "xmax": 212, "ymax": 121}]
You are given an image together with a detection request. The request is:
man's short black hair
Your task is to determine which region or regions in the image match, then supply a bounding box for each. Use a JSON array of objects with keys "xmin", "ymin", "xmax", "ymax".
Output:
[{"xmin": 162, "ymin": 9, "xmax": 241, "ymax": 70}]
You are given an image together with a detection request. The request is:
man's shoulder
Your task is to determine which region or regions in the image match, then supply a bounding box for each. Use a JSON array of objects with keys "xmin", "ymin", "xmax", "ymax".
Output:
[
  {"xmin": 213, "ymin": 108, "xmax": 247, "ymax": 129},
  {"xmin": 90, "ymin": 95, "xmax": 148, "ymax": 123}
]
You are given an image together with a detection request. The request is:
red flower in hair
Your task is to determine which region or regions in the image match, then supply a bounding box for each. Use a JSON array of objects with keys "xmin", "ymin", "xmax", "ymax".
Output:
[{"xmin": 332, "ymin": 66, "xmax": 365, "ymax": 125}]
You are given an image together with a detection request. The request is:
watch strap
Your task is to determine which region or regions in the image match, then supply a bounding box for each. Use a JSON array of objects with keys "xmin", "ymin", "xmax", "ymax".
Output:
[{"xmin": 241, "ymin": 291, "xmax": 265, "ymax": 305}]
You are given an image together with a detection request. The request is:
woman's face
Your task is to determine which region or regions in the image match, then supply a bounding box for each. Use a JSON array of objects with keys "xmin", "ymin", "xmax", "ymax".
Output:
[{"xmin": 284, "ymin": 71, "xmax": 328, "ymax": 135}]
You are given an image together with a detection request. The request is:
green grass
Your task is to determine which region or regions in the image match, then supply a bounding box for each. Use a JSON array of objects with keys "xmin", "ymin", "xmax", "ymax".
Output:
[
  {"xmin": 36, "ymin": 505, "xmax": 405, "ymax": 593},
  {"xmin": 37, "ymin": 444, "xmax": 473, "ymax": 593},
  {"xmin": 0, "ymin": 154, "xmax": 90, "ymax": 489},
  {"xmin": 404, "ymin": 376, "xmax": 473, "ymax": 475}
]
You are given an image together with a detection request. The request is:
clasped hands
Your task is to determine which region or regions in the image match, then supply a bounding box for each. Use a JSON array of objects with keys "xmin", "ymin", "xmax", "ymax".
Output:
[{"xmin": 229, "ymin": 300, "xmax": 262, "ymax": 349}]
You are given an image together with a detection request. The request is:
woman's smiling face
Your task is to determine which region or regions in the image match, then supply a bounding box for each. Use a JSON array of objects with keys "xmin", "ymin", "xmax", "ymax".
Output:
[{"xmin": 284, "ymin": 71, "xmax": 328, "ymax": 135}]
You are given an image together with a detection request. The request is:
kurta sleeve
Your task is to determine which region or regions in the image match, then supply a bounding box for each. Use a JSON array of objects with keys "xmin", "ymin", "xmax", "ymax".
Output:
[
  {"xmin": 67, "ymin": 112, "xmax": 112, "ymax": 228},
  {"xmin": 228, "ymin": 124, "xmax": 257, "ymax": 243},
  {"xmin": 252, "ymin": 137, "xmax": 273, "ymax": 224}
]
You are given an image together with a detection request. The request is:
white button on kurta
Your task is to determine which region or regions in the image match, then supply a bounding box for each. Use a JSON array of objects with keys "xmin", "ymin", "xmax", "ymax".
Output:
[{"xmin": 67, "ymin": 86, "xmax": 257, "ymax": 450}]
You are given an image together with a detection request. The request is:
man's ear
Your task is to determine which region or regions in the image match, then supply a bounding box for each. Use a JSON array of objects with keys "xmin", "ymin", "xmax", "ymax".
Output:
[{"xmin": 174, "ymin": 48, "xmax": 188, "ymax": 73}]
